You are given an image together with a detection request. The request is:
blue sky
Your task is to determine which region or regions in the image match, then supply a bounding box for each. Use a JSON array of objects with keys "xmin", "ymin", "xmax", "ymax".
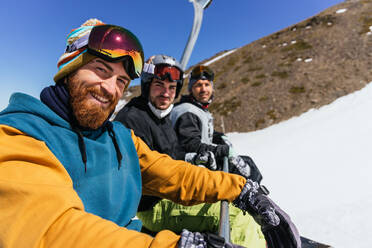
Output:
[{"xmin": 0, "ymin": 0, "xmax": 343, "ymax": 109}]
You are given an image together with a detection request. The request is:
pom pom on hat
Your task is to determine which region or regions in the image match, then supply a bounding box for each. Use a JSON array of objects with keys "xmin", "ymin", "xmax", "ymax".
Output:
[{"xmin": 53, "ymin": 19, "xmax": 105, "ymax": 83}]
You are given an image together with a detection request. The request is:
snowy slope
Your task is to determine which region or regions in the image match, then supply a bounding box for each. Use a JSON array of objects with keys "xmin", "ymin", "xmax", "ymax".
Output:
[{"xmin": 228, "ymin": 82, "xmax": 372, "ymax": 248}]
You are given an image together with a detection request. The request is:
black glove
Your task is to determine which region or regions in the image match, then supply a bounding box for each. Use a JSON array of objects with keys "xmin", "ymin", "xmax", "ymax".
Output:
[
  {"xmin": 178, "ymin": 229, "xmax": 245, "ymax": 248},
  {"xmin": 185, "ymin": 151, "xmax": 217, "ymax": 170},
  {"xmin": 233, "ymin": 180, "xmax": 301, "ymax": 248},
  {"xmin": 262, "ymin": 198, "xmax": 302, "ymax": 248}
]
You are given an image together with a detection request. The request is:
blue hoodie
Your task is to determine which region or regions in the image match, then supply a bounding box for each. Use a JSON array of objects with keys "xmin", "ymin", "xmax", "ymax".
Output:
[{"xmin": 0, "ymin": 93, "xmax": 142, "ymax": 230}]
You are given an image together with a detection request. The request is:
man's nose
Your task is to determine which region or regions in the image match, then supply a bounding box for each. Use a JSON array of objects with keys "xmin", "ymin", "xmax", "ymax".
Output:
[
  {"xmin": 161, "ymin": 86, "xmax": 172, "ymax": 96},
  {"xmin": 101, "ymin": 77, "xmax": 117, "ymax": 97}
]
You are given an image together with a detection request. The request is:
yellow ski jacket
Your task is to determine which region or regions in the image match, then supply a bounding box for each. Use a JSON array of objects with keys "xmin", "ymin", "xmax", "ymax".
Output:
[{"xmin": 0, "ymin": 124, "xmax": 246, "ymax": 248}]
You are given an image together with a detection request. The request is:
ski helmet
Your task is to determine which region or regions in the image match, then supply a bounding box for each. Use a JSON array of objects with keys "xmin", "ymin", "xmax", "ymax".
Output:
[{"xmin": 141, "ymin": 55, "xmax": 184, "ymax": 98}]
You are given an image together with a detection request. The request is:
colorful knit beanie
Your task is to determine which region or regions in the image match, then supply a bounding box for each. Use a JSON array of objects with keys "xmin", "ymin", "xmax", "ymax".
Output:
[{"xmin": 53, "ymin": 19, "xmax": 105, "ymax": 83}]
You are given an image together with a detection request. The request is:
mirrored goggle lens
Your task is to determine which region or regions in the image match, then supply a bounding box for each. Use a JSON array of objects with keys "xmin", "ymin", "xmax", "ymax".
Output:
[
  {"xmin": 88, "ymin": 25, "xmax": 144, "ymax": 77},
  {"xmin": 191, "ymin": 66, "xmax": 214, "ymax": 81},
  {"xmin": 154, "ymin": 65, "xmax": 182, "ymax": 81}
]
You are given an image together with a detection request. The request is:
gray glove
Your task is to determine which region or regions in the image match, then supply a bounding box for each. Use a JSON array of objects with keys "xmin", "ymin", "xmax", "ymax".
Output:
[
  {"xmin": 228, "ymin": 156, "xmax": 251, "ymax": 179},
  {"xmin": 185, "ymin": 151, "xmax": 217, "ymax": 170},
  {"xmin": 233, "ymin": 180, "xmax": 301, "ymax": 248},
  {"xmin": 178, "ymin": 229, "xmax": 245, "ymax": 248},
  {"xmin": 221, "ymin": 136, "xmax": 251, "ymax": 178}
]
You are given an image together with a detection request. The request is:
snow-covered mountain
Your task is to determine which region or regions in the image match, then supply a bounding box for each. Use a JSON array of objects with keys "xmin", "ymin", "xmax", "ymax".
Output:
[{"xmin": 228, "ymin": 81, "xmax": 372, "ymax": 248}]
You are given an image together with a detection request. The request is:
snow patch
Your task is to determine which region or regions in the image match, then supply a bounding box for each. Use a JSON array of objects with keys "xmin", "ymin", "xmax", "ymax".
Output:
[
  {"xmin": 296, "ymin": 58, "xmax": 302, "ymax": 62},
  {"xmin": 305, "ymin": 25, "xmax": 312, "ymax": 29},
  {"xmin": 291, "ymin": 40, "xmax": 297, "ymax": 44},
  {"xmin": 203, "ymin": 49, "xmax": 237, "ymax": 66},
  {"xmin": 304, "ymin": 58, "xmax": 313, "ymax": 63},
  {"xmin": 228, "ymin": 81, "xmax": 372, "ymax": 248},
  {"xmin": 336, "ymin": 8, "xmax": 347, "ymax": 14}
]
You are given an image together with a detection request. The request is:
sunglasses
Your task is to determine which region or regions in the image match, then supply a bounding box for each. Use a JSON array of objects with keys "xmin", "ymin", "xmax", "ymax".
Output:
[
  {"xmin": 190, "ymin": 65, "xmax": 214, "ymax": 81},
  {"xmin": 66, "ymin": 24, "xmax": 144, "ymax": 79},
  {"xmin": 154, "ymin": 64, "xmax": 183, "ymax": 82}
]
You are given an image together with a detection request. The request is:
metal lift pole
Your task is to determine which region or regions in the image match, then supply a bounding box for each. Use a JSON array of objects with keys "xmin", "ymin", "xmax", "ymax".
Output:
[
  {"xmin": 180, "ymin": 0, "xmax": 230, "ymax": 242},
  {"xmin": 180, "ymin": 0, "xmax": 212, "ymax": 71}
]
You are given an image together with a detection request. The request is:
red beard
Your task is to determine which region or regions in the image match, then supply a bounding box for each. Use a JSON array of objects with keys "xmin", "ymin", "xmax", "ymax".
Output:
[{"xmin": 67, "ymin": 76, "xmax": 119, "ymax": 129}]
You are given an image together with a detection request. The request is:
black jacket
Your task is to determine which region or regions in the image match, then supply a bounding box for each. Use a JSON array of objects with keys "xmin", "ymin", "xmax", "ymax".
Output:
[
  {"xmin": 115, "ymin": 96, "xmax": 185, "ymax": 160},
  {"xmin": 114, "ymin": 96, "xmax": 185, "ymax": 211},
  {"xmin": 173, "ymin": 95, "xmax": 229, "ymax": 159}
]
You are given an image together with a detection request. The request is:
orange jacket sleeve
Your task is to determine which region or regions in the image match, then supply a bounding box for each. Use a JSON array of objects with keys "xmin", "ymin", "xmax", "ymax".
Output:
[
  {"xmin": 0, "ymin": 125, "xmax": 179, "ymax": 248},
  {"xmin": 131, "ymin": 131, "xmax": 246, "ymax": 205}
]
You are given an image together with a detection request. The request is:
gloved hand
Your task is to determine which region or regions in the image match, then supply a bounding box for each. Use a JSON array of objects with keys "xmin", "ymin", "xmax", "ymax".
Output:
[
  {"xmin": 228, "ymin": 155, "xmax": 251, "ymax": 179},
  {"xmin": 239, "ymin": 155, "xmax": 263, "ymax": 184},
  {"xmin": 233, "ymin": 180, "xmax": 301, "ymax": 248},
  {"xmin": 185, "ymin": 151, "xmax": 217, "ymax": 170},
  {"xmin": 178, "ymin": 229, "xmax": 245, "ymax": 248}
]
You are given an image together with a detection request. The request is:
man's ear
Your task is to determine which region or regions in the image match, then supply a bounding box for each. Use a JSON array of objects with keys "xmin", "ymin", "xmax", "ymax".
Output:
[
  {"xmin": 63, "ymin": 77, "xmax": 69, "ymax": 88},
  {"xmin": 63, "ymin": 70, "xmax": 78, "ymax": 87},
  {"xmin": 60, "ymin": 76, "xmax": 71, "ymax": 90}
]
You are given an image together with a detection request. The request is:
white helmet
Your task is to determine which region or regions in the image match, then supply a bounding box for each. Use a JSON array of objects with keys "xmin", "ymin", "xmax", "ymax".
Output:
[{"xmin": 140, "ymin": 54, "xmax": 184, "ymax": 98}]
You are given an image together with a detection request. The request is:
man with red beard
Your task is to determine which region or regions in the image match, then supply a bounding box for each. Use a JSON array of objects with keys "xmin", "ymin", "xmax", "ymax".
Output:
[{"xmin": 0, "ymin": 19, "xmax": 301, "ymax": 248}]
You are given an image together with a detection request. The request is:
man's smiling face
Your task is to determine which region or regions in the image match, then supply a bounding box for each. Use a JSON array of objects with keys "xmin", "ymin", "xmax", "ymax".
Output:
[
  {"xmin": 148, "ymin": 78, "xmax": 177, "ymax": 110},
  {"xmin": 67, "ymin": 58, "xmax": 130, "ymax": 129},
  {"xmin": 191, "ymin": 79, "xmax": 213, "ymax": 104}
]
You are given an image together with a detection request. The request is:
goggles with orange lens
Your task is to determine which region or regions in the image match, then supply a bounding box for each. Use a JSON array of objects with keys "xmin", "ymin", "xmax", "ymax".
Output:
[
  {"xmin": 153, "ymin": 64, "xmax": 183, "ymax": 82},
  {"xmin": 66, "ymin": 24, "xmax": 144, "ymax": 79}
]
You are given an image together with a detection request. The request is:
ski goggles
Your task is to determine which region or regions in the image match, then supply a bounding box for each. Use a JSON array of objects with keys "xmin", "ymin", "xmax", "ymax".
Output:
[
  {"xmin": 190, "ymin": 65, "xmax": 214, "ymax": 81},
  {"xmin": 66, "ymin": 24, "xmax": 144, "ymax": 79},
  {"xmin": 154, "ymin": 64, "xmax": 183, "ymax": 82}
]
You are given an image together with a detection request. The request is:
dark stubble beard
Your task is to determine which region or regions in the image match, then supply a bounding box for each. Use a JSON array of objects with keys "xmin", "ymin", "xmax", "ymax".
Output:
[{"xmin": 67, "ymin": 74, "xmax": 119, "ymax": 129}]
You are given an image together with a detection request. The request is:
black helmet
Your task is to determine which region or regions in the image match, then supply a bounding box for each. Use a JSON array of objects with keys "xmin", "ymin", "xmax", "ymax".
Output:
[{"xmin": 141, "ymin": 55, "xmax": 184, "ymax": 98}]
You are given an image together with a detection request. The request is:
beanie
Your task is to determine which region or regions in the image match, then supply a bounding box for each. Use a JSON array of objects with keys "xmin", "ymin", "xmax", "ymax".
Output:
[{"xmin": 53, "ymin": 19, "xmax": 105, "ymax": 83}]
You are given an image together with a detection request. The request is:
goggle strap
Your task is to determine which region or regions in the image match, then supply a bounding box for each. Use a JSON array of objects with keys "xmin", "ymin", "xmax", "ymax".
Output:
[
  {"xmin": 65, "ymin": 34, "xmax": 90, "ymax": 53},
  {"xmin": 143, "ymin": 63, "xmax": 155, "ymax": 74}
]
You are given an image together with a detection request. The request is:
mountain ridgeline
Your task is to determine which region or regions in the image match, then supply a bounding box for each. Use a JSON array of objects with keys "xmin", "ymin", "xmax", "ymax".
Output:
[{"xmin": 124, "ymin": 0, "xmax": 372, "ymax": 132}]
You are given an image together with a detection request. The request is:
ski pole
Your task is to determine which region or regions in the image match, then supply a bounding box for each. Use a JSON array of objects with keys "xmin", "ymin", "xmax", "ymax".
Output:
[
  {"xmin": 218, "ymin": 156, "xmax": 230, "ymax": 242},
  {"xmin": 180, "ymin": 0, "xmax": 212, "ymax": 70}
]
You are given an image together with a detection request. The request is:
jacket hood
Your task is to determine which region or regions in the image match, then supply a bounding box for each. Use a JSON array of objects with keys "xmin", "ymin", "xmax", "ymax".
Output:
[
  {"xmin": 1, "ymin": 92, "xmax": 123, "ymax": 172},
  {"xmin": 0, "ymin": 93, "xmax": 70, "ymax": 129}
]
